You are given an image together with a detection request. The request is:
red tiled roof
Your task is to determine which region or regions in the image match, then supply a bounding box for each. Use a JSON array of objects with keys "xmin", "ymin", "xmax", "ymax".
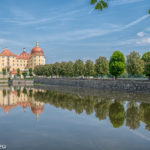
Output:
[
  {"xmin": 31, "ymin": 47, "xmax": 44, "ymax": 56},
  {"xmin": 16, "ymin": 51, "xmax": 30, "ymax": 60},
  {"xmin": 31, "ymin": 105, "xmax": 44, "ymax": 115},
  {"xmin": 0, "ymin": 49, "xmax": 16, "ymax": 57},
  {"xmin": 11, "ymin": 70, "xmax": 23, "ymax": 74},
  {"xmin": 1, "ymin": 105, "xmax": 16, "ymax": 113}
]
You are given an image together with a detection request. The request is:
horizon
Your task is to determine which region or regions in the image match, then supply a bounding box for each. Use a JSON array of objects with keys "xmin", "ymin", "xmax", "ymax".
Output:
[{"xmin": 0, "ymin": 0, "xmax": 150, "ymax": 63}]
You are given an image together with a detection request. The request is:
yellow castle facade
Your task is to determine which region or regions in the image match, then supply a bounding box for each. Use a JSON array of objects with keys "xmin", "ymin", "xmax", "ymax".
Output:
[{"xmin": 0, "ymin": 42, "xmax": 46, "ymax": 73}]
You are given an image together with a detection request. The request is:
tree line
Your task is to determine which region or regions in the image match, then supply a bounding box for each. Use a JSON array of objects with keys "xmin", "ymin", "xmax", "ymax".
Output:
[{"xmin": 34, "ymin": 51, "xmax": 150, "ymax": 80}]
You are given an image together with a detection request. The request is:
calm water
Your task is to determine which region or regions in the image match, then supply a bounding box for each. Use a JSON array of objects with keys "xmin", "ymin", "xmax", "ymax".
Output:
[{"xmin": 0, "ymin": 86, "xmax": 150, "ymax": 150}]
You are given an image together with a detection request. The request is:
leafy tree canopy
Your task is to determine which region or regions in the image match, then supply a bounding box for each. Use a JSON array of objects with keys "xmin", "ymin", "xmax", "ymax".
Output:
[
  {"xmin": 126, "ymin": 51, "xmax": 144, "ymax": 76},
  {"xmin": 91, "ymin": 0, "xmax": 150, "ymax": 14},
  {"xmin": 109, "ymin": 51, "xmax": 125, "ymax": 78}
]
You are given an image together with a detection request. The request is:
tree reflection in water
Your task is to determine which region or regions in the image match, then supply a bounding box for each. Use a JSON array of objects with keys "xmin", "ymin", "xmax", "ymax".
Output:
[
  {"xmin": 33, "ymin": 89, "xmax": 150, "ymax": 131},
  {"xmin": 1, "ymin": 87, "xmax": 150, "ymax": 132}
]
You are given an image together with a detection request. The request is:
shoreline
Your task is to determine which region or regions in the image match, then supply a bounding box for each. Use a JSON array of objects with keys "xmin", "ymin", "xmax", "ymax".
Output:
[{"xmin": 34, "ymin": 77, "xmax": 150, "ymax": 92}]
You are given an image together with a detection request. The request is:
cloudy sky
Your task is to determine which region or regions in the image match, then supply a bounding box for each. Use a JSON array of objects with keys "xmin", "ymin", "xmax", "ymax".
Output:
[{"xmin": 0, "ymin": 0, "xmax": 149, "ymax": 63}]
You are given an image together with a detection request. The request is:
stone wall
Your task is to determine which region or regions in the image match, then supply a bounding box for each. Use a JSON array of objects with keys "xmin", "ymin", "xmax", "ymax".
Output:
[
  {"xmin": 12, "ymin": 79, "xmax": 34, "ymax": 86},
  {"xmin": 34, "ymin": 77, "xmax": 150, "ymax": 92},
  {"xmin": 0, "ymin": 79, "xmax": 8, "ymax": 86}
]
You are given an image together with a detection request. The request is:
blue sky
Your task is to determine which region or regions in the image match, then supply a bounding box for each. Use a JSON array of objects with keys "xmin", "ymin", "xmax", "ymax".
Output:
[{"xmin": 0, "ymin": 0, "xmax": 150, "ymax": 63}]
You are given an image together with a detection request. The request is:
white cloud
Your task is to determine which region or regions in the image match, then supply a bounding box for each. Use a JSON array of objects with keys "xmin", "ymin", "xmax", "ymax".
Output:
[
  {"xmin": 0, "ymin": 38, "xmax": 8, "ymax": 44},
  {"xmin": 0, "ymin": 8, "xmax": 85, "ymax": 26},
  {"xmin": 120, "ymin": 15, "xmax": 149, "ymax": 30},
  {"xmin": 136, "ymin": 38, "xmax": 150, "ymax": 45},
  {"xmin": 137, "ymin": 32, "xmax": 145, "ymax": 37},
  {"xmin": 47, "ymin": 15, "xmax": 149, "ymax": 41}
]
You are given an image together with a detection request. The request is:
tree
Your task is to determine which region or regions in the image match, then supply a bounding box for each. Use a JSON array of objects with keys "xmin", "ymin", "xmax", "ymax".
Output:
[
  {"xmin": 142, "ymin": 52, "xmax": 150, "ymax": 80},
  {"xmin": 85, "ymin": 59, "xmax": 95, "ymax": 76},
  {"xmin": 52, "ymin": 62, "xmax": 61, "ymax": 77},
  {"xmin": 91, "ymin": 0, "xmax": 108, "ymax": 11},
  {"xmin": 126, "ymin": 51, "xmax": 144, "ymax": 76},
  {"xmin": 17, "ymin": 68, "xmax": 21, "ymax": 77},
  {"xmin": 3, "ymin": 89, "xmax": 6, "ymax": 97},
  {"xmin": 109, "ymin": 51, "xmax": 125, "ymax": 79},
  {"xmin": 29, "ymin": 68, "xmax": 33, "ymax": 76},
  {"xmin": 47, "ymin": 64, "xmax": 53, "ymax": 77},
  {"xmin": 2, "ymin": 68, "xmax": 6, "ymax": 78},
  {"xmin": 59, "ymin": 62, "xmax": 67, "ymax": 77},
  {"xmin": 22, "ymin": 71, "xmax": 27, "ymax": 79},
  {"xmin": 34, "ymin": 65, "xmax": 45, "ymax": 76},
  {"xmin": 90, "ymin": 0, "xmax": 150, "ymax": 14},
  {"xmin": 64, "ymin": 61, "xmax": 74, "ymax": 77},
  {"xmin": 95, "ymin": 57, "xmax": 109, "ymax": 77},
  {"xmin": 74, "ymin": 59, "xmax": 85, "ymax": 76},
  {"xmin": 23, "ymin": 87, "xmax": 27, "ymax": 94}
]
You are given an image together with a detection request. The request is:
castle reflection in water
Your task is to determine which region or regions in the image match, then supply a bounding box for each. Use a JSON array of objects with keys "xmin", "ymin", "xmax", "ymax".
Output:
[
  {"xmin": 0, "ymin": 87, "xmax": 150, "ymax": 132},
  {"xmin": 0, "ymin": 87, "xmax": 45, "ymax": 120}
]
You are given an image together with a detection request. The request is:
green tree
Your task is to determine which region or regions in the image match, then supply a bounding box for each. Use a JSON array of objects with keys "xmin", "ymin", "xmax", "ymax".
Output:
[
  {"xmin": 91, "ymin": 0, "xmax": 108, "ymax": 11},
  {"xmin": 109, "ymin": 51, "xmax": 125, "ymax": 79},
  {"xmin": 34, "ymin": 65, "xmax": 45, "ymax": 76},
  {"xmin": 59, "ymin": 62, "xmax": 67, "ymax": 76},
  {"xmin": 90, "ymin": 0, "xmax": 150, "ymax": 14},
  {"xmin": 47, "ymin": 64, "xmax": 53, "ymax": 77},
  {"xmin": 17, "ymin": 68, "xmax": 21, "ymax": 77},
  {"xmin": 109, "ymin": 101, "xmax": 125, "ymax": 128},
  {"xmin": 95, "ymin": 57, "xmax": 109, "ymax": 77},
  {"xmin": 85, "ymin": 59, "xmax": 95, "ymax": 76},
  {"xmin": 29, "ymin": 68, "xmax": 33, "ymax": 76},
  {"xmin": 142, "ymin": 52, "xmax": 150, "ymax": 80},
  {"xmin": 2, "ymin": 68, "xmax": 6, "ymax": 78},
  {"xmin": 126, "ymin": 51, "xmax": 144, "ymax": 76},
  {"xmin": 23, "ymin": 87, "xmax": 27, "ymax": 95},
  {"xmin": 64, "ymin": 61, "xmax": 74, "ymax": 77},
  {"xmin": 52, "ymin": 62, "xmax": 61, "ymax": 76},
  {"xmin": 74, "ymin": 59, "xmax": 85, "ymax": 76},
  {"xmin": 22, "ymin": 71, "xmax": 27, "ymax": 79},
  {"xmin": 3, "ymin": 89, "xmax": 6, "ymax": 97}
]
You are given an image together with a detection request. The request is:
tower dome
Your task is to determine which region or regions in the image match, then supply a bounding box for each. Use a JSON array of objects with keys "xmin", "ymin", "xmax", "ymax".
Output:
[{"xmin": 31, "ymin": 42, "xmax": 44, "ymax": 56}]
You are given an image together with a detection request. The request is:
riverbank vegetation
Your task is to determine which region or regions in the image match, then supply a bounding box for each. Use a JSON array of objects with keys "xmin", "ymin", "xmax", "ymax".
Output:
[{"xmin": 34, "ymin": 51, "xmax": 150, "ymax": 80}]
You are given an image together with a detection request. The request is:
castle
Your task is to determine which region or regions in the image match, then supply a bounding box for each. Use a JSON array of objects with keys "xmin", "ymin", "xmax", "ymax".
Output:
[{"xmin": 0, "ymin": 42, "xmax": 46, "ymax": 73}]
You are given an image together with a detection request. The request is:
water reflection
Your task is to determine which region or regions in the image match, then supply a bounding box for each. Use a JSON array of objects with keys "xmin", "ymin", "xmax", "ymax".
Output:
[
  {"xmin": 1, "ymin": 87, "xmax": 150, "ymax": 132},
  {"xmin": 0, "ymin": 87, "xmax": 44, "ymax": 120},
  {"xmin": 33, "ymin": 89, "xmax": 150, "ymax": 131}
]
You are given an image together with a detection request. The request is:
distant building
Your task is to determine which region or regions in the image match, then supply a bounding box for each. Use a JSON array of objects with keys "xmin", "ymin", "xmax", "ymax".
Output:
[{"xmin": 0, "ymin": 42, "xmax": 46, "ymax": 73}]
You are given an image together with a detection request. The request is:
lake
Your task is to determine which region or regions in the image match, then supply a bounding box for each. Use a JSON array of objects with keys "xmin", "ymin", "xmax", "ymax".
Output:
[{"xmin": 0, "ymin": 86, "xmax": 150, "ymax": 150}]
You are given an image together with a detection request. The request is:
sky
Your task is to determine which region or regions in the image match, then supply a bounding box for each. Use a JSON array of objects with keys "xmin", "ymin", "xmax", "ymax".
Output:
[{"xmin": 0, "ymin": 0, "xmax": 150, "ymax": 63}]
